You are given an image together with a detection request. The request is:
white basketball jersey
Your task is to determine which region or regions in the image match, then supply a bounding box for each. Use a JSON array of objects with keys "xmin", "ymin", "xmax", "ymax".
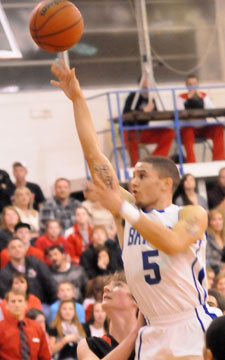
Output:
[{"xmin": 122, "ymin": 204, "xmax": 208, "ymax": 322}]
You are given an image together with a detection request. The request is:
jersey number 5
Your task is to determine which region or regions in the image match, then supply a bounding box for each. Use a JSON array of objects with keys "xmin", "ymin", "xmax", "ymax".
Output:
[{"xmin": 142, "ymin": 250, "xmax": 161, "ymax": 285}]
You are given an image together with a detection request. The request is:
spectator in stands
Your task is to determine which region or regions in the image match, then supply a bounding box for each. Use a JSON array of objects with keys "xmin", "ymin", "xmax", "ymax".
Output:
[
  {"xmin": 35, "ymin": 219, "xmax": 67, "ymax": 264},
  {"xmin": 0, "ymin": 289, "xmax": 51, "ymax": 359},
  {"xmin": 206, "ymin": 209, "xmax": 225, "ymax": 274},
  {"xmin": 82, "ymin": 189, "xmax": 117, "ymax": 240},
  {"xmin": 12, "ymin": 161, "xmax": 45, "ymax": 210},
  {"xmin": 0, "ymin": 169, "xmax": 14, "ymax": 213},
  {"xmin": 90, "ymin": 245, "xmax": 119, "ymax": 278},
  {"xmin": 83, "ymin": 301, "xmax": 108, "ymax": 338},
  {"xmin": 173, "ymin": 173, "xmax": 208, "ymax": 209},
  {"xmin": 80, "ymin": 225, "xmax": 123, "ymax": 279},
  {"xmin": 177, "ymin": 74, "xmax": 225, "ymax": 163},
  {"xmin": 207, "ymin": 167, "xmax": 225, "ymax": 211},
  {"xmin": 77, "ymin": 272, "xmax": 143, "ymax": 360},
  {"xmin": 66, "ymin": 206, "xmax": 93, "ymax": 265},
  {"xmin": 83, "ymin": 276, "xmax": 105, "ymax": 322},
  {"xmin": 0, "ymin": 237, "xmax": 57, "ymax": 304},
  {"xmin": 206, "ymin": 266, "xmax": 216, "ymax": 289},
  {"xmin": 40, "ymin": 177, "xmax": 81, "ymax": 235},
  {"xmin": 122, "ymin": 75, "xmax": 174, "ymax": 166},
  {"xmin": 0, "ymin": 272, "xmax": 42, "ymax": 318},
  {"xmin": 214, "ymin": 271, "xmax": 225, "ymax": 298},
  {"xmin": 47, "ymin": 245, "xmax": 87, "ymax": 302},
  {"xmin": 0, "ymin": 222, "xmax": 44, "ymax": 268},
  {"xmin": 49, "ymin": 281, "xmax": 85, "ymax": 324},
  {"xmin": 0, "ymin": 206, "xmax": 20, "ymax": 251},
  {"xmin": 14, "ymin": 186, "xmax": 40, "ymax": 235},
  {"xmin": 49, "ymin": 299, "xmax": 85, "ymax": 360},
  {"xmin": 208, "ymin": 288, "xmax": 225, "ymax": 315},
  {"xmin": 26, "ymin": 308, "xmax": 47, "ymax": 332},
  {"xmin": 203, "ymin": 316, "xmax": 225, "ymax": 360}
]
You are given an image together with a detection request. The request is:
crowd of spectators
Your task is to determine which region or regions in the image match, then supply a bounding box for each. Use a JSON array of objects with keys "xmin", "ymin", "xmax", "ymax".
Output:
[
  {"xmin": 0, "ymin": 161, "xmax": 123, "ymax": 359},
  {"xmin": 0, "ymin": 157, "xmax": 225, "ymax": 358}
]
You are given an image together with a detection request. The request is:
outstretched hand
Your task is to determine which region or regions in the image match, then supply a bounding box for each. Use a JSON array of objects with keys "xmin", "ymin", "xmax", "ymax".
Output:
[
  {"xmin": 86, "ymin": 175, "xmax": 123, "ymax": 217},
  {"xmin": 50, "ymin": 59, "xmax": 82, "ymax": 100}
]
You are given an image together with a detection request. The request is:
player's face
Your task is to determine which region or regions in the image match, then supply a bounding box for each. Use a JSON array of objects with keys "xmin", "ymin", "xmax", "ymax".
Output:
[
  {"xmin": 102, "ymin": 280, "xmax": 135, "ymax": 313},
  {"xmin": 130, "ymin": 162, "xmax": 165, "ymax": 210}
]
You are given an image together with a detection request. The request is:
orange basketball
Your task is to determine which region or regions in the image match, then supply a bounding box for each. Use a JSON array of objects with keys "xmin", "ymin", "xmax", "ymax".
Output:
[{"xmin": 29, "ymin": 0, "xmax": 84, "ymax": 52}]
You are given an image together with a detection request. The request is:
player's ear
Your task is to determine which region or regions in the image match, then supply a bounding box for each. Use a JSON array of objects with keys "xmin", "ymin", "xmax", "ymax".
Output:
[{"xmin": 161, "ymin": 177, "xmax": 173, "ymax": 191}]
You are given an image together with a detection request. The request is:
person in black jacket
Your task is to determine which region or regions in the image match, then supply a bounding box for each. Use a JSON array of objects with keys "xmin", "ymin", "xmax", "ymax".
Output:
[
  {"xmin": 0, "ymin": 237, "xmax": 57, "ymax": 304},
  {"xmin": 80, "ymin": 225, "xmax": 123, "ymax": 279},
  {"xmin": 123, "ymin": 76, "xmax": 174, "ymax": 166}
]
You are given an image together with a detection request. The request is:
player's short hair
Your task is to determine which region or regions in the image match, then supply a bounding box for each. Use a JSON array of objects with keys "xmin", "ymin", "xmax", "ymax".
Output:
[
  {"xmin": 205, "ymin": 316, "xmax": 225, "ymax": 360},
  {"xmin": 140, "ymin": 156, "xmax": 180, "ymax": 193}
]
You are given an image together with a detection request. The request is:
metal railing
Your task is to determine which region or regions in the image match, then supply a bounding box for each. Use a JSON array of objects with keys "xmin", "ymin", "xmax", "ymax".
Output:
[{"xmin": 86, "ymin": 84, "xmax": 225, "ymax": 182}]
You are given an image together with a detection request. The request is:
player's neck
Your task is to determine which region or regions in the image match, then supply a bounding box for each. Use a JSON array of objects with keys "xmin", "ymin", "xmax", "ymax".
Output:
[
  {"xmin": 109, "ymin": 310, "xmax": 138, "ymax": 343},
  {"xmin": 144, "ymin": 197, "xmax": 172, "ymax": 212}
]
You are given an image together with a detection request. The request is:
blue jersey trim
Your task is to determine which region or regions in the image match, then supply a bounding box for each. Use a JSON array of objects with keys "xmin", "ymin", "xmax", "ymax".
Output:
[
  {"xmin": 203, "ymin": 304, "xmax": 217, "ymax": 320},
  {"xmin": 191, "ymin": 240, "xmax": 205, "ymax": 305},
  {"xmin": 195, "ymin": 307, "xmax": 205, "ymax": 333},
  {"xmin": 141, "ymin": 208, "xmax": 165, "ymax": 214},
  {"xmin": 137, "ymin": 328, "xmax": 144, "ymax": 360}
]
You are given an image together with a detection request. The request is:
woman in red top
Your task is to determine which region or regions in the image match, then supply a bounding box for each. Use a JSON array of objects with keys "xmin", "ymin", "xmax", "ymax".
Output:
[{"xmin": 1, "ymin": 272, "xmax": 42, "ymax": 317}]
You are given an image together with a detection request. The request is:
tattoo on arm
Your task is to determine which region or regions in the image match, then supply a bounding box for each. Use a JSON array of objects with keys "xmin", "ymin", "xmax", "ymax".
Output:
[
  {"xmin": 184, "ymin": 216, "xmax": 200, "ymax": 236},
  {"xmin": 92, "ymin": 163, "xmax": 114, "ymax": 189}
]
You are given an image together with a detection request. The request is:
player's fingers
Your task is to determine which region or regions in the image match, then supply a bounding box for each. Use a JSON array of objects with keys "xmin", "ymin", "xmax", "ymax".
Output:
[{"xmin": 50, "ymin": 80, "xmax": 61, "ymax": 88}]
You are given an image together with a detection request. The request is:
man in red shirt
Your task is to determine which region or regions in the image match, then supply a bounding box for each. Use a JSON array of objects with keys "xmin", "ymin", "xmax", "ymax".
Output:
[
  {"xmin": 0, "ymin": 289, "xmax": 51, "ymax": 359},
  {"xmin": 0, "ymin": 222, "xmax": 44, "ymax": 268}
]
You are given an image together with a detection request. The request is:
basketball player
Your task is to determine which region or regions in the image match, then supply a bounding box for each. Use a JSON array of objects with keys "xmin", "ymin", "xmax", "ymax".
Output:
[{"xmin": 51, "ymin": 60, "xmax": 215, "ymax": 359}]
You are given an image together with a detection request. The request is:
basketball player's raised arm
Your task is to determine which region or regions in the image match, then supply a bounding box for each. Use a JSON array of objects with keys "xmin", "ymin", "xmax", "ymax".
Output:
[{"xmin": 50, "ymin": 60, "xmax": 133, "ymax": 245}]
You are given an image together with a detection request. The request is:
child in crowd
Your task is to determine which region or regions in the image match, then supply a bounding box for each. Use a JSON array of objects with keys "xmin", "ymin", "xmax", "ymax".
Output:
[
  {"xmin": 35, "ymin": 219, "xmax": 68, "ymax": 265},
  {"xmin": 50, "ymin": 281, "xmax": 85, "ymax": 324},
  {"xmin": 49, "ymin": 299, "xmax": 85, "ymax": 360}
]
